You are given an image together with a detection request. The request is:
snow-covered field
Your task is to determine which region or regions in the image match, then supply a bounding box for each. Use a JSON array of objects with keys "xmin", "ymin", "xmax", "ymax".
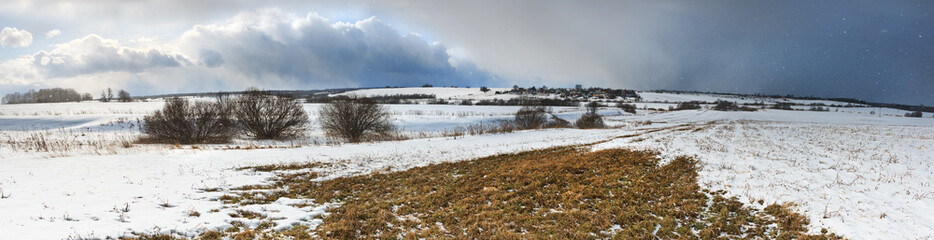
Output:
[
  {"xmin": 1, "ymin": 90, "xmax": 932, "ymax": 239},
  {"xmin": 597, "ymin": 111, "xmax": 934, "ymax": 238}
]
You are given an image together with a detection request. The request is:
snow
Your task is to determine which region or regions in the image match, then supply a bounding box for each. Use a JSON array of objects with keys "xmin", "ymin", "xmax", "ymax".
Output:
[
  {"xmin": 596, "ymin": 109, "xmax": 934, "ymax": 239},
  {"xmin": 0, "ymin": 127, "xmax": 626, "ymax": 239},
  {"xmin": 2, "ymin": 92, "xmax": 933, "ymax": 239},
  {"xmin": 0, "ymin": 100, "xmax": 623, "ymax": 239}
]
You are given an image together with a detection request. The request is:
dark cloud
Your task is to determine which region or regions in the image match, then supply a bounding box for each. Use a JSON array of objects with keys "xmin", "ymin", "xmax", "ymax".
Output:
[
  {"xmin": 654, "ymin": 1, "xmax": 934, "ymax": 105},
  {"xmin": 198, "ymin": 49, "xmax": 224, "ymax": 67},
  {"xmin": 362, "ymin": 0, "xmax": 932, "ymax": 105}
]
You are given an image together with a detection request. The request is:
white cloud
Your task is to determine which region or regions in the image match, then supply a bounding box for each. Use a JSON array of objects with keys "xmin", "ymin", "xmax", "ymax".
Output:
[
  {"xmin": 45, "ymin": 29, "xmax": 61, "ymax": 39},
  {"xmin": 0, "ymin": 34, "xmax": 192, "ymax": 92},
  {"xmin": 31, "ymin": 34, "xmax": 190, "ymax": 77},
  {"xmin": 1, "ymin": 27, "xmax": 33, "ymax": 47},
  {"xmin": 0, "ymin": 56, "xmax": 41, "ymax": 85},
  {"xmin": 0, "ymin": 9, "xmax": 493, "ymax": 95}
]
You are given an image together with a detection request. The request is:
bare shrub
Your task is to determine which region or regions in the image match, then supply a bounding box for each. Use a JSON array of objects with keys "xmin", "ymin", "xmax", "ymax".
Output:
[
  {"xmin": 575, "ymin": 102, "xmax": 605, "ymax": 129},
  {"xmin": 712, "ymin": 100, "xmax": 738, "ymax": 111},
  {"xmin": 141, "ymin": 98, "xmax": 234, "ymax": 144},
  {"xmin": 319, "ymin": 96, "xmax": 395, "ymax": 143},
  {"xmin": 713, "ymin": 100, "xmax": 757, "ymax": 111},
  {"xmin": 576, "ymin": 114, "xmax": 605, "ymax": 129},
  {"xmin": 233, "ymin": 89, "xmax": 309, "ymax": 140},
  {"xmin": 544, "ymin": 114, "xmax": 570, "ymax": 128},
  {"xmin": 905, "ymin": 111, "xmax": 922, "ymax": 118},
  {"xmin": 618, "ymin": 102, "xmax": 637, "ymax": 114},
  {"xmin": 771, "ymin": 102, "xmax": 794, "ymax": 110},
  {"xmin": 515, "ymin": 106, "xmax": 547, "ymax": 129},
  {"xmin": 493, "ymin": 121, "xmax": 517, "ymax": 134},
  {"xmin": 428, "ymin": 99, "xmax": 449, "ymax": 105},
  {"xmin": 675, "ymin": 101, "xmax": 702, "ymax": 110},
  {"xmin": 513, "ymin": 96, "xmax": 549, "ymax": 130},
  {"xmin": 808, "ymin": 106, "xmax": 829, "ymax": 112}
]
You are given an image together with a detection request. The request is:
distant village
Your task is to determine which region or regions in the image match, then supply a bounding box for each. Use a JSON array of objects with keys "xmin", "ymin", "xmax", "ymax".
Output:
[{"xmin": 495, "ymin": 84, "xmax": 641, "ymax": 100}]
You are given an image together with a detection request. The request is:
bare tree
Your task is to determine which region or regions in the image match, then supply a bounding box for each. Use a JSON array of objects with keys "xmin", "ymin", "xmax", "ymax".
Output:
[
  {"xmin": 106, "ymin": 88, "xmax": 114, "ymax": 102},
  {"xmin": 575, "ymin": 101, "xmax": 605, "ymax": 129},
  {"xmin": 215, "ymin": 92, "xmax": 233, "ymax": 115},
  {"xmin": 118, "ymin": 89, "xmax": 132, "ymax": 102},
  {"xmin": 233, "ymin": 89, "xmax": 309, "ymax": 139},
  {"xmin": 141, "ymin": 98, "xmax": 234, "ymax": 144},
  {"xmin": 319, "ymin": 96, "xmax": 394, "ymax": 143}
]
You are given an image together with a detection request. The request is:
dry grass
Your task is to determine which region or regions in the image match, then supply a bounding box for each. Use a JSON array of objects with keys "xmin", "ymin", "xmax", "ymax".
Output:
[
  {"xmin": 211, "ymin": 146, "xmax": 840, "ymax": 239},
  {"xmin": 237, "ymin": 162, "xmax": 331, "ymax": 172},
  {"xmin": 440, "ymin": 121, "xmax": 518, "ymax": 139},
  {"xmin": 1, "ymin": 128, "xmax": 139, "ymax": 157}
]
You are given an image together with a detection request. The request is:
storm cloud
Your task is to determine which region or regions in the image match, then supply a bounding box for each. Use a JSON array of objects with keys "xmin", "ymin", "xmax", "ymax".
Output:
[{"xmin": 0, "ymin": 1, "xmax": 931, "ymax": 105}]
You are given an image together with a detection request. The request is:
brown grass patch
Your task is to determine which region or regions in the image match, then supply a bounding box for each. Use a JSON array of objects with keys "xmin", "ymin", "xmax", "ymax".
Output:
[{"xmin": 211, "ymin": 146, "xmax": 841, "ymax": 239}]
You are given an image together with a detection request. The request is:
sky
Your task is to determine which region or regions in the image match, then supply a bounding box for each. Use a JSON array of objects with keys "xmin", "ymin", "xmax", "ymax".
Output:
[{"xmin": 0, "ymin": 0, "xmax": 932, "ymax": 105}]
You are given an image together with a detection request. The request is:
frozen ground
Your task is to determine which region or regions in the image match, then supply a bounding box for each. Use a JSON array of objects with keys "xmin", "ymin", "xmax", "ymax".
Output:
[
  {"xmin": 1, "ymin": 91, "xmax": 932, "ymax": 239},
  {"xmin": 597, "ymin": 110, "xmax": 934, "ymax": 239}
]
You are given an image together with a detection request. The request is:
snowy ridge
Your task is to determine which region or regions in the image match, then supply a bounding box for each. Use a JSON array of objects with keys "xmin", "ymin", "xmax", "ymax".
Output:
[
  {"xmin": 637, "ymin": 91, "xmax": 865, "ymax": 106},
  {"xmin": 334, "ymin": 87, "xmax": 519, "ymax": 100}
]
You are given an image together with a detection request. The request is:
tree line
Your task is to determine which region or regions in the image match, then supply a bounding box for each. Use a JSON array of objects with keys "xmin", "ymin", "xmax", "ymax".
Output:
[
  {"xmin": 2, "ymin": 88, "xmax": 90, "ymax": 104},
  {"xmin": 142, "ymin": 89, "xmax": 394, "ymax": 144},
  {"xmin": 3, "ymin": 88, "xmax": 133, "ymax": 104}
]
